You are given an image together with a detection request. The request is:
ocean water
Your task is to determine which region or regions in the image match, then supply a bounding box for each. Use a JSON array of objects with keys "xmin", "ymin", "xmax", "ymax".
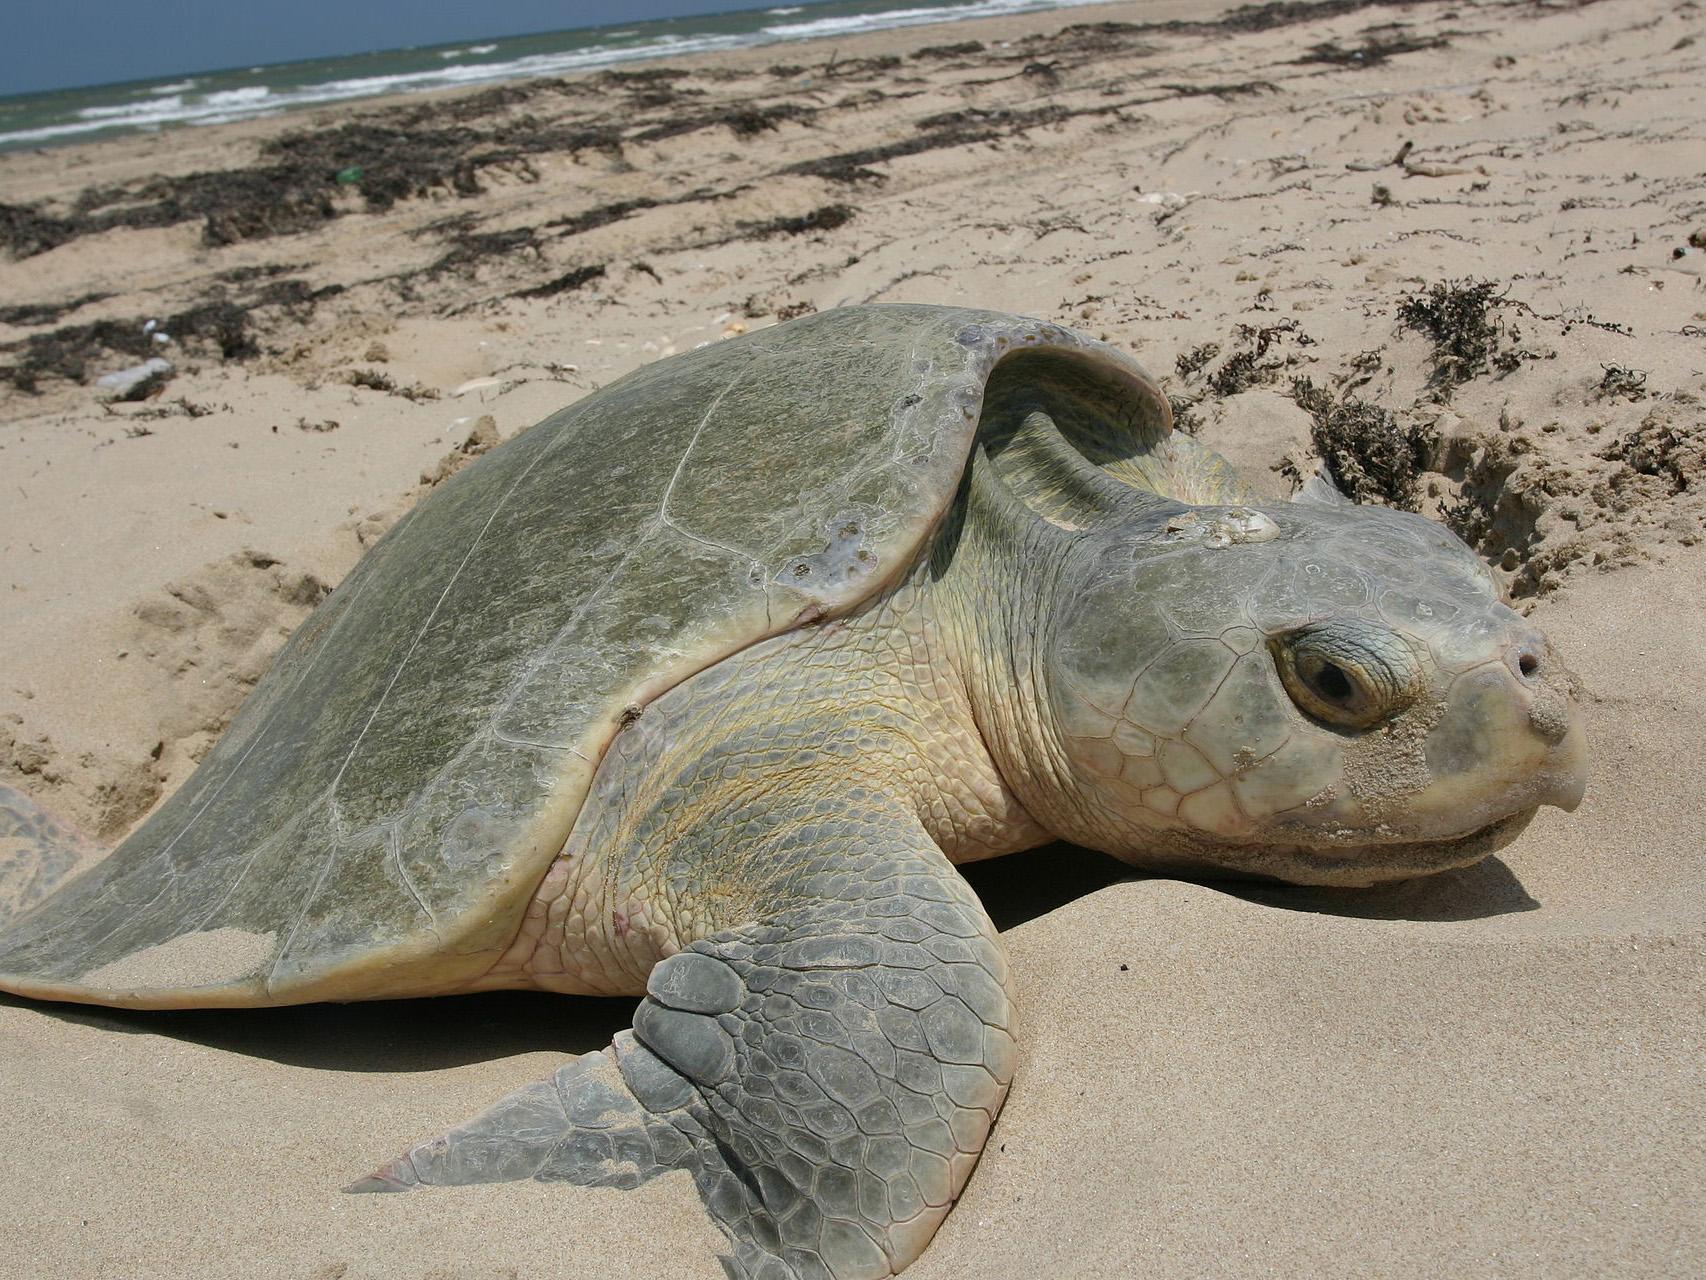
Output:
[{"xmin": 0, "ymin": 0, "xmax": 1112, "ymax": 153}]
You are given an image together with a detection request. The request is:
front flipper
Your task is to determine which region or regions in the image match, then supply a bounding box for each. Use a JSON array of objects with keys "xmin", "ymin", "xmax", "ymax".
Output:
[{"xmin": 356, "ymin": 819, "xmax": 1016, "ymax": 1280}]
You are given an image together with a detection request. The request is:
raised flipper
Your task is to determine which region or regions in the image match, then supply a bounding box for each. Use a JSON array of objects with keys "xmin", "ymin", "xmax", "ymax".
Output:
[
  {"xmin": 0, "ymin": 784, "xmax": 106, "ymax": 928},
  {"xmin": 354, "ymin": 813, "xmax": 1016, "ymax": 1280}
]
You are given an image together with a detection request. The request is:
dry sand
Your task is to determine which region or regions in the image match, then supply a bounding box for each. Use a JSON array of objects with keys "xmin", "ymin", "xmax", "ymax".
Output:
[{"xmin": 1, "ymin": 0, "xmax": 1702, "ymax": 1275}]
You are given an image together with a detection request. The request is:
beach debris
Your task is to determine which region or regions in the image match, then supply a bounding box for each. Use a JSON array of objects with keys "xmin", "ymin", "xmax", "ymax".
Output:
[
  {"xmin": 510, "ymin": 264, "xmax": 606, "ymax": 301},
  {"xmin": 1171, "ymin": 320, "xmax": 1311, "ymax": 408},
  {"xmin": 94, "ymin": 357, "xmax": 173, "ymax": 400},
  {"xmin": 0, "ymin": 200, "xmax": 77, "ymax": 258},
  {"xmin": 0, "ymin": 291, "xmax": 114, "ymax": 329},
  {"xmin": 347, "ymin": 367, "xmax": 440, "ymax": 401},
  {"xmin": 1346, "ymin": 139, "xmax": 1414, "ymax": 171},
  {"xmin": 1595, "ymin": 364, "xmax": 1649, "ymax": 402},
  {"xmin": 419, "ymin": 414, "xmax": 500, "ymax": 486},
  {"xmin": 913, "ymin": 41, "xmax": 985, "ymax": 60},
  {"xmin": 1298, "ymin": 31, "xmax": 1450, "ymax": 69},
  {"xmin": 348, "ymin": 368, "xmax": 397, "ymax": 392},
  {"xmin": 1403, "ymin": 159, "xmax": 1477, "ymax": 178},
  {"xmin": 2, "ymin": 294, "xmax": 279, "ymax": 393},
  {"xmin": 115, "ymin": 396, "xmax": 218, "ymax": 422},
  {"xmin": 1397, "ymin": 279, "xmax": 1538, "ymax": 391},
  {"xmin": 1166, "ymin": 321, "xmax": 1315, "ymax": 436},
  {"xmin": 1288, "ymin": 377, "xmax": 1433, "ymax": 511},
  {"xmin": 683, "ymin": 206, "xmax": 857, "ymax": 255}
]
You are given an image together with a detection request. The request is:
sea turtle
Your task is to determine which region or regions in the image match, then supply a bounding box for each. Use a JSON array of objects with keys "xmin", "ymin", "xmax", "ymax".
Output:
[{"xmin": 0, "ymin": 304, "xmax": 1585, "ymax": 1279}]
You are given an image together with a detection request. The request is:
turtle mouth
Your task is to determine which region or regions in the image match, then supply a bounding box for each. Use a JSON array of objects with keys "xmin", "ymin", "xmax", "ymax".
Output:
[
  {"xmin": 1122, "ymin": 806, "xmax": 1541, "ymax": 888},
  {"xmin": 1277, "ymin": 806, "xmax": 1538, "ymax": 885}
]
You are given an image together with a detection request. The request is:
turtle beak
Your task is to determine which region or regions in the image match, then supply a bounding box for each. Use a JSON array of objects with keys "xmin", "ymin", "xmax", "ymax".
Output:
[
  {"xmin": 1511, "ymin": 633, "xmax": 1587, "ymax": 813},
  {"xmin": 1532, "ymin": 720, "xmax": 1588, "ymax": 813}
]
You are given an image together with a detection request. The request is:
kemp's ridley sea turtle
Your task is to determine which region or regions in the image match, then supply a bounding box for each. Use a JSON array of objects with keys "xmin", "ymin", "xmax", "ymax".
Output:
[{"xmin": 0, "ymin": 306, "xmax": 1586, "ymax": 1279}]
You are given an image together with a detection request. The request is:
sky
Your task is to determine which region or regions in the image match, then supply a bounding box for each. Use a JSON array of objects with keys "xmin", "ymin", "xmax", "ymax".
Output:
[{"xmin": 0, "ymin": 0, "xmax": 839, "ymax": 97}]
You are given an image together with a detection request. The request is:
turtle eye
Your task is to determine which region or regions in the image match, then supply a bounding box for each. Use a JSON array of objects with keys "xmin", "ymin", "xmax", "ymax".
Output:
[{"xmin": 1272, "ymin": 621, "xmax": 1421, "ymax": 730}]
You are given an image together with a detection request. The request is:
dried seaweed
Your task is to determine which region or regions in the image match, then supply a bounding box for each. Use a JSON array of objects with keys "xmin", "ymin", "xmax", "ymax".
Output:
[
  {"xmin": 913, "ymin": 41, "xmax": 986, "ymax": 59},
  {"xmin": 0, "ymin": 292, "xmax": 113, "ymax": 328},
  {"xmin": 1290, "ymin": 376, "xmax": 1434, "ymax": 509},
  {"xmin": 1397, "ymin": 278, "xmax": 1534, "ymax": 390},
  {"xmin": 1297, "ymin": 32, "xmax": 1448, "ymax": 66},
  {"xmin": 511, "ymin": 264, "xmax": 606, "ymax": 300}
]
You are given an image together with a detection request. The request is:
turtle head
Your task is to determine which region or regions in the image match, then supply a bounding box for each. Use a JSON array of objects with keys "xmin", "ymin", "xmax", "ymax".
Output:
[{"xmin": 1035, "ymin": 492, "xmax": 1587, "ymax": 887}]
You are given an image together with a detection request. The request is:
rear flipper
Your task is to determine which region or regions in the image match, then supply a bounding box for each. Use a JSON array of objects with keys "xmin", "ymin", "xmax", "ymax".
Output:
[
  {"xmin": 0, "ymin": 784, "xmax": 106, "ymax": 928},
  {"xmin": 350, "ymin": 1031, "xmax": 714, "ymax": 1192},
  {"xmin": 352, "ymin": 829, "xmax": 1017, "ymax": 1280}
]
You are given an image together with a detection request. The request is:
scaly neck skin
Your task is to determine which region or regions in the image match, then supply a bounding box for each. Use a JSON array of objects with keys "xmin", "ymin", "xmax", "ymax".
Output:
[
  {"xmin": 919, "ymin": 474, "xmax": 1092, "ymax": 855},
  {"xmin": 854, "ymin": 561, "xmax": 1055, "ymax": 864}
]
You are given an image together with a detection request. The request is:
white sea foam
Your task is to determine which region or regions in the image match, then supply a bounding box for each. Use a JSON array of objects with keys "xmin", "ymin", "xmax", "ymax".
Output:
[
  {"xmin": 203, "ymin": 86, "xmax": 272, "ymax": 107},
  {"xmin": 764, "ymin": 0, "xmax": 1105, "ymax": 42}
]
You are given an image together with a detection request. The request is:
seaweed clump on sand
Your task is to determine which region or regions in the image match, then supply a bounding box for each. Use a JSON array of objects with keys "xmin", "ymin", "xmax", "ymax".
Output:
[
  {"xmin": 741, "ymin": 204, "xmax": 856, "ymax": 239},
  {"xmin": 7, "ymin": 124, "xmax": 470, "ymax": 256},
  {"xmin": 1297, "ymin": 30, "xmax": 1450, "ymax": 67},
  {"xmin": 1289, "ymin": 376, "xmax": 1434, "ymax": 510},
  {"xmin": 913, "ymin": 41, "xmax": 986, "ymax": 60},
  {"xmin": 632, "ymin": 102, "xmax": 813, "ymax": 143},
  {"xmin": 0, "ymin": 291, "xmax": 113, "ymax": 328},
  {"xmin": 0, "ymin": 202, "xmax": 77, "ymax": 258},
  {"xmin": 2, "ymin": 114, "xmax": 607, "ymax": 260},
  {"xmin": 511, "ymin": 264, "xmax": 607, "ymax": 301},
  {"xmin": 789, "ymin": 104, "xmax": 1071, "ymax": 184},
  {"xmin": 2, "ymin": 302, "xmax": 251, "ymax": 391},
  {"xmin": 1397, "ymin": 278, "xmax": 1535, "ymax": 391},
  {"xmin": 0, "ymin": 280, "xmax": 340, "ymax": 391}
]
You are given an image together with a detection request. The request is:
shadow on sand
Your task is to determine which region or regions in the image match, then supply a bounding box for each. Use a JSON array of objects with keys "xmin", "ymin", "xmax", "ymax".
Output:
[
  {"xmin": 959, "ymin": 840, "xmax": 1539, "ymax": 931},
  {"xmin": 2, "ymin": 845, "xmax": 1534, "ymax": 1073}
]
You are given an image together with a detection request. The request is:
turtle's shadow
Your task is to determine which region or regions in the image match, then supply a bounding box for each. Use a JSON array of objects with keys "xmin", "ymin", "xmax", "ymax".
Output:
[
  {"xmin": 3, "ymin": 846, "xmax": 1532, "ymax": 1074},
  {"xmin": 0, "ymin": 987, "xmax": 638, "ymax": 1073},
  {"xmin": 959, "ymin": 841, "xmax": 1539, "ymax": 930}
]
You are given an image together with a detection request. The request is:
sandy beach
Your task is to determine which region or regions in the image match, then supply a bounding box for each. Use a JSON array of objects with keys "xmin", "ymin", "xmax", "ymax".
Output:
[{"xmin": 1, "ymin": 0, "xmax": 1702, "ymax": 1275}]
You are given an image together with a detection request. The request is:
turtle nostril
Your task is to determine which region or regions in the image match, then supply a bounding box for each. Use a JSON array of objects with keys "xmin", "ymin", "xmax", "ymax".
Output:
[{"xmin": 1518, "ymin": 652, "xmax": 1539, "ymax": 678}]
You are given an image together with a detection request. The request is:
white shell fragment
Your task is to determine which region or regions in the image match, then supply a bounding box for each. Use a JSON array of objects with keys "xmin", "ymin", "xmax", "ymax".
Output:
[{"xmin": 94, "ymin": 356, "xmax": 172, "ymax": 395}]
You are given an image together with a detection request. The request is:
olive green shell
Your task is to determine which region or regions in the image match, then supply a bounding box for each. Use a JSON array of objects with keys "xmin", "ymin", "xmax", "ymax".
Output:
[{"xmin": 0, "ymin": 305, "xmax": 1169, "ymax": 1007}]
